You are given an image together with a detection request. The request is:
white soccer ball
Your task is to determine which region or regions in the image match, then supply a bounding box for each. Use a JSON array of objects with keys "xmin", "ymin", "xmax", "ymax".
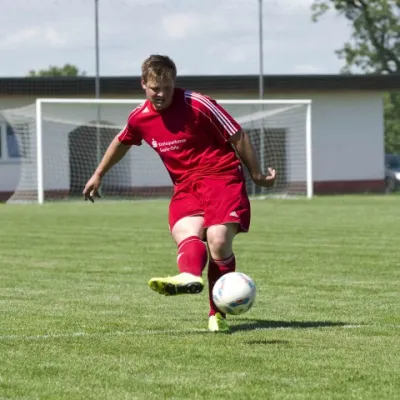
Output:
[{"xmin": 212, "ymin": 272, "xmax": 256, "ymax": 315}]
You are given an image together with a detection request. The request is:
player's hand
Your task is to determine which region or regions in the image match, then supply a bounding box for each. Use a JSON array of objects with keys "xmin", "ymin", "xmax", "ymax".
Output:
[
  {"xmin": 83, "ymin": 173, "xmax": 102, "ymax": 203},
  {"xmin": 252, "ymin": 168, "xmax": 277, "ymax": 188}
]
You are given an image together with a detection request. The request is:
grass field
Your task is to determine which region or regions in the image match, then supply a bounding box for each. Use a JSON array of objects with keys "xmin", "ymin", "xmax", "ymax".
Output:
[{"xmin": 0, "ymin": 196, "xmax": 399, "ymax": 399}]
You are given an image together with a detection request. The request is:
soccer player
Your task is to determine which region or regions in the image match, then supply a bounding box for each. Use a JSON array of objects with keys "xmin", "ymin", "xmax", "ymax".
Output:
[{"xmin": 83, "ymin": 55, "xmax": 276, "ymax": 333}]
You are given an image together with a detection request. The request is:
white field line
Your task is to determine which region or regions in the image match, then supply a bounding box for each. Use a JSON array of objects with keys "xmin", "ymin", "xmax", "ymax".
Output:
[
  {"xmin": 1, "ymin": 324, "xmax": 398, "ymax": 342},
  {"xmin": 0, "ymin": 328, "xmax": 208, "ymax": 342}
]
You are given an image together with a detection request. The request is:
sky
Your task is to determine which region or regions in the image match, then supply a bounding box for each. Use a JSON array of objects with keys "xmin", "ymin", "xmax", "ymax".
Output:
[{"xmin": 0, "ymin": 0, "xmax": 352, "ymax": 77}]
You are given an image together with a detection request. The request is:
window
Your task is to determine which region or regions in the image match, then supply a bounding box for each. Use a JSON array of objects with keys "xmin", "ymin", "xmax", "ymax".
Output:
[
  {"xmin": 7, "ymin": 126, "xmax": 21, "ymax": 158},
  {"xmin": 0, "ymin": 123, "xmax": 21, "ymax": 162}
]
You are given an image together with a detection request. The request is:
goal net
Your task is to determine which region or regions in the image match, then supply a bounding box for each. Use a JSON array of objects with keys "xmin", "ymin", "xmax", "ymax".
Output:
[{"xmin": 1, "ymin": 99, "xmax": 312, "ymax": 204}]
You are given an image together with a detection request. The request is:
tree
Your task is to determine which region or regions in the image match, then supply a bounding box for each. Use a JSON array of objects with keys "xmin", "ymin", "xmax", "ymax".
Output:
[
  {"xmin": 311, "ymin": 0, "xmax": 400, "ymax": 153},
  {"xmin": 28, "ymin": 64, "xmax": 86, "ymax": 77},
  {"xmin": 384, "ymin": 92, "xmax": 400, "ymax": 153}
]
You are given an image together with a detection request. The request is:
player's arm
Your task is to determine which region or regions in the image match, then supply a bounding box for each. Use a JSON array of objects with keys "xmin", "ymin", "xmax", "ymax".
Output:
[
  {"xmin": 188, "ymin": 92, "xmax": 276, "ymax": 187},
  {"xmin": 95, "ymin": 135, "xmax": 131, "ymax": 178},
  {"xmin": 83, "ymin": 134, "xmax": 131, "ymax": 202},
  {"xmin": 229, "ymin": 130, "xmax": 276, "ymax": 188}
]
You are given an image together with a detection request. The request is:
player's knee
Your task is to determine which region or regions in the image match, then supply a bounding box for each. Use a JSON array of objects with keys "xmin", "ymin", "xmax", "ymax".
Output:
[
  {"xmin": 208, "ymin": 241, "xmax": 232, "ymax": 260},
  {"xmin": 171, "ymin": 215, "xmax": 205, "ymax": 245},
  {"xmin": 207, "ymin": 232, "xmax": 233, "ymax": 259},
  {"xmin": 208, "ymin": 241, "xmax": 231, "ymax": 259}
]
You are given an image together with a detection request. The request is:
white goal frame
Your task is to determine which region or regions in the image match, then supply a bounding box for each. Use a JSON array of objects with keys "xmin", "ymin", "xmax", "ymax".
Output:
[{"xmin": 35, "ymin": 98, "xmax": 313, "ymax": 204}]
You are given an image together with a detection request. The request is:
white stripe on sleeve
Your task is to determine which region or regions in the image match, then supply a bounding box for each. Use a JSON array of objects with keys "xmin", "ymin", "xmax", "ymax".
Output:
[{"xmin": 186, "ymin": 92, "xmax": 238, "ymax": 136}]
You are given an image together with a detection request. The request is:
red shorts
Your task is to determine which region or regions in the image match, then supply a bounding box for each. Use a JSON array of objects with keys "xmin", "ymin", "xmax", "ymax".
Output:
[{"xmin": 169, "ymin": 170, "xmax": 251, "ymax": 234}]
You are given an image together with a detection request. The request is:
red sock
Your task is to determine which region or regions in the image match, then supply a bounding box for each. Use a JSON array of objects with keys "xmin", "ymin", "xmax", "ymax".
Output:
[
  {"xmin": 176, "ymin": 236, "xmax": 208, "ymax": 277},
  {"xmin": 208, "ymin": 254, "xmax": 236, "ymax": 317}
]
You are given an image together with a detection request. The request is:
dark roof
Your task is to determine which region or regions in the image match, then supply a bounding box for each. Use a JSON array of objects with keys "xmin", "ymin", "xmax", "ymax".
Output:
[{"xmin": 1, "ymin": 74, "xmax": 400, "ymax": 96}]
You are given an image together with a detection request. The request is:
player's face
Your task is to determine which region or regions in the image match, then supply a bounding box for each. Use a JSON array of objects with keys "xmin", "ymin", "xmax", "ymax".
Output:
[{"xmin": 142, "ymin": 77, "xmax": 175, "ymax": 111}]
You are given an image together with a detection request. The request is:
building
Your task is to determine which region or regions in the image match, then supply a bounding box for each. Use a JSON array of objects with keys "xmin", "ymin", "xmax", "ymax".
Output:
[{"xmin": 0, "ymin": 74, "xmax": 398, "ymax": 201}]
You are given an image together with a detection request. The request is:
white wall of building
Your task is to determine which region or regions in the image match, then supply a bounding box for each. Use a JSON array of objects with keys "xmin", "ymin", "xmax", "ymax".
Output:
[
  {"xmin": 272, "ymin": 92, "xmax": 385, "ymax": 182},
  {"xmin": 0, "ymin": 91, "xmax": 385, "ymax": 197}
]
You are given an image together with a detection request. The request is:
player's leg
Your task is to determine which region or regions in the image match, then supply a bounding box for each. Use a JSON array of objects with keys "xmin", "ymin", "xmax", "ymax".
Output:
[
  {"xmin": 207, "ymin": 223, "xmax": 238, "ymax": 317},
  {"xmin": 207, "ymin": 223, "xmax": 239, "ymax": 332},
  {"xmin": 200, "ymin": 171, "xmax": 251, "ymax": 331},
  {"xmin": 148, "ymin": 216, "xmax": 208, "ymax": 295},
  {"xmin": 148, "ymin": 189, "xmax": 208, "ymax": 296},
  {"xmin": 171, "ymin": 216, "xmax": 208, "ymax": 277}
]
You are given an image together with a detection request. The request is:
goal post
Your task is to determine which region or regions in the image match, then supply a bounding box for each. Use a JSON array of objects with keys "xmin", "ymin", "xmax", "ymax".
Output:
[{"xmin": 1, "ymin": 98, "xmax": 312, "ymax": 204}]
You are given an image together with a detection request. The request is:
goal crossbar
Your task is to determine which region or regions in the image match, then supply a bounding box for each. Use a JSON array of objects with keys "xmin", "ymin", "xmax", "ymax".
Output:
[{"xmin": 35, "ymin": 98, "xmax": 312, "ymax": 105}]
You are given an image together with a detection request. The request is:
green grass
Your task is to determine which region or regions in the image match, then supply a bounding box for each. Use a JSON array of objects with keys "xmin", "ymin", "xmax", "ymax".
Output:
[{"xmin": 0, "ymin": 196, "xmax": 399, "ymax": 399}]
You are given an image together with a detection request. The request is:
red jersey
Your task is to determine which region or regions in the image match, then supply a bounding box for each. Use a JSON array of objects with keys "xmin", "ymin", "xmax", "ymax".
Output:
[{"xmin": 117, "ymin": 88, "xmax": 242, "ymax": 185}]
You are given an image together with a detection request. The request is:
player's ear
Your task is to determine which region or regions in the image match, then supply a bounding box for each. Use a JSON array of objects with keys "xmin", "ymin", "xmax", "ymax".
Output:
[{"xmin": 141, "ymin": 78, "xmax": 147, "ymax": 90}]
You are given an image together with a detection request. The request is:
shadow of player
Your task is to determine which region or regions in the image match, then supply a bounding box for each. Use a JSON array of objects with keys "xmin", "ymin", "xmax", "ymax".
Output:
[{"xmin": 229, "ymin": 319, "xmax": 350, "ymax": 333}]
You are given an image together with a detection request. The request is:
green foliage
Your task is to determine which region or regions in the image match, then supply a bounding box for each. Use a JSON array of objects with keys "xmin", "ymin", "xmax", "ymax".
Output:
[
  {"xmin": 28, "ymin": 64, "xmax": 86, "ymax": 77},
  {"xmin": 311, "ymin": 0, "xmax": 400, "ymax": 153},
  {"xmin": 312, "ymin": 0, "xmax": 400, "ymax": 74},
  {"xmin": 385, "ymin": 92, "xmax": 400, "ymax": 153}
]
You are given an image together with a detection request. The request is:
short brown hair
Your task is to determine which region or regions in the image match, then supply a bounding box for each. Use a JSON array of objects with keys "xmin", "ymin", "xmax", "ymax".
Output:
[{"xmin": 141, "ymin": 55, "xmax": 177, "ymax": 83}]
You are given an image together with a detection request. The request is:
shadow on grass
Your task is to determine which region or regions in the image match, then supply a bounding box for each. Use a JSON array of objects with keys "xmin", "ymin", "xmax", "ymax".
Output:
[
  {"xmin": 244, "ymin": 339, "xmax": 290, "ymax": 345},
  {"xmin": 230, "ymin": 319, "xmax": 350, "ymax": 333}
]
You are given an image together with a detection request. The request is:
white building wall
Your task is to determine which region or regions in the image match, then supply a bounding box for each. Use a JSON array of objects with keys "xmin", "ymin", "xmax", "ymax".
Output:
[
  {"xmin": 312, "ymin": 93, "xmax": 384, "ymax": 181},
  {"xmin": 0, "ymin": 164, "xmax": 19, "ymax": 191},
  {"xmin": 0, "ymin": 91, "xmax": 385, "ymax": 196}
]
